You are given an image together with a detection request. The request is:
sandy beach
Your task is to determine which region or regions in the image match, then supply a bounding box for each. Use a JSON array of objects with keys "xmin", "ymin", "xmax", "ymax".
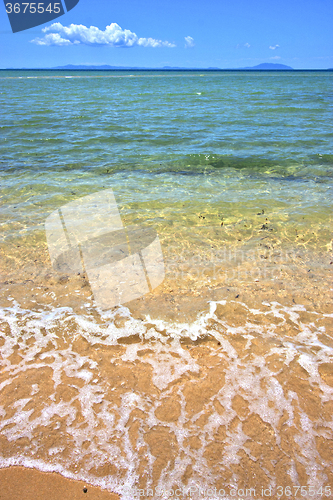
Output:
[
  {"xmin": 1, "ymin": 253, "xmax": 332, "ymax": 498},
  {"xmin": 1, "ymin": 69, "xmax": 332, "ymax": 499},
  {"xmin": 0, "ymin": 467, "xmax": 119, "ymax": 500}
]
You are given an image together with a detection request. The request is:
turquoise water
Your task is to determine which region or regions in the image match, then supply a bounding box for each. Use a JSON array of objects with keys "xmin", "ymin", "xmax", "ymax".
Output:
[{"xmin": 0, "ymin": 71, "xmax": 332, "ymax": 256}]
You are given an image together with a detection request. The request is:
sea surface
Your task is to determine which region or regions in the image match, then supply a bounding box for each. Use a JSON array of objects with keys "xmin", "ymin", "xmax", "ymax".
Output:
[{"xmin": 0, "ymin": 70, "xmax": 332, "ymax": 499}]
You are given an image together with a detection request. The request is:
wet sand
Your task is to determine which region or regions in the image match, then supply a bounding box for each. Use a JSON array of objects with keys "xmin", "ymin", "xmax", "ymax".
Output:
[
  {"xmin": 0, "ymin": 239, "xmax": 332, "ymax": 499},
  {"xmin": 0, "ymin": 467, "xmax": 119, "ymax": 500}
]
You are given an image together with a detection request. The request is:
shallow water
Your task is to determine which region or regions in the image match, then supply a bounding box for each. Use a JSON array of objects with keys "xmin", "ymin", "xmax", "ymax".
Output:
[{"xmin": 0, "ymin": 70, "xmax": 332, "ymax": 499}]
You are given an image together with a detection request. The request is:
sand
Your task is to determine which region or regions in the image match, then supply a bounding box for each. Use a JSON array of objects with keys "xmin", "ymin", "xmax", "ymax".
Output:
[
  {"xmin": 0, "ymin": 238, "xmax": 332, "ymax": 499},
  {"xmin": 0, "ymin": 467, "xmax": 119, "ymax": 500}
]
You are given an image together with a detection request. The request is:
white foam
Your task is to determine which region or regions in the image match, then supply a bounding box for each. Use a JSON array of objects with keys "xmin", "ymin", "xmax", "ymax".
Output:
[{"xmin": 0, "ymin": 297, "xmax": 332, "ymax": 499}]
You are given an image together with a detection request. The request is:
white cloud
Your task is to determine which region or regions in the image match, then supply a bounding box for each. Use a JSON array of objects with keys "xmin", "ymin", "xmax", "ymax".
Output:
[
  {"xmin": 244, "ymin": 42, "xmax": 250, "ymax": 48},
  {"xmin": 270, "ymin": 55, "xmax": 281, "ymax": 59},
  {"xmin": 37, "ymin": 33, "xmax": 75, "ymax": 46},
  {"xmin": 269, "ymin": 44, "xmax": 280, "ymax": 50},
  {"xmin": 31, "ymin": 23, "xmax": 176, "ymax": 48},
  {"xmin": 184, "ymin": 36, "xmax": 195, "ymax": 48},
  {"xmin": 236, "ymin": 42, "xmax": 251, "ymax": 48}
]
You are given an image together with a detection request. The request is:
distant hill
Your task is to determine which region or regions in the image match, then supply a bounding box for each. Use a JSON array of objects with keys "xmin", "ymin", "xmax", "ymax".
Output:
[
  {"xmin": 50, "ymin": 63, "xmax": 294, "ymax": 71},
  {"xmin": 240, "ymin": 63, "xmax": 293, "ymax": 70},
  {"xmin": 51, "ymin": 64, "xmax": 223, "ymax": 70},
  {"xmin": 6, "ymin": 64, "xmax": 333, "ymax": 71}
]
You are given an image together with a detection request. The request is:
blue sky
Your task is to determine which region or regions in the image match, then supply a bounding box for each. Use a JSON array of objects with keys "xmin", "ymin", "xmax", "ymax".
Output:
[{"xmin": 0, "ymin": 0, "xmax": 332, "ymax": 69}]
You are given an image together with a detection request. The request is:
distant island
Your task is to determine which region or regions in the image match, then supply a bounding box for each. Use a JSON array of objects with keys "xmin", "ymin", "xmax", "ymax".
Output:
[
  {"xmin": 4, "ymin": 63, "xmax": 332, "ymax": 71},
  {"xmin": 239, "ymin": 63, "xmax": 293, "ymax": 70},
  {"xmin": 49, "ymin": 63, "xmax": 294, "ymax": 71}
]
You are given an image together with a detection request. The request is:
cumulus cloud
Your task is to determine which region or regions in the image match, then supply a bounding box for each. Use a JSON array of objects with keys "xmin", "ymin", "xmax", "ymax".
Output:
[
  {"xmin": 269, "ymin": 44, "xmax": 280, "ymax": 50},
  {"xmin": 39, "ymin": 33, "xmax": 75, "ymax": 46},
  {"xmin": 184, "ymin": 36, "xmax": 195, "ymax": 48},
  {"xmin": 236, "ymin": 42, "xmax": 250, "ymax": 48},
  {"xmin": 270, "ymin": 55, "xmax": 281, "ymax": 60},
  {"xmin": 31, "ymin": 22, "xmax": 176, "ymax": 48}
]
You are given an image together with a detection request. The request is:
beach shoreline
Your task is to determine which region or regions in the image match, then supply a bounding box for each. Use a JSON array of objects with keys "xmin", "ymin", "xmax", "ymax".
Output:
[
  {"xmin": 0, "ymin": 466, "xmax": 119, "ymax": 500},
  {"xmin": 1, "ymin": 69, "xmax": 332, "ymax": 499}
]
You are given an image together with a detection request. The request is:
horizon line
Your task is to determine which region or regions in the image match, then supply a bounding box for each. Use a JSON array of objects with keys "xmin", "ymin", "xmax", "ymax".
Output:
[{"xmin": 1, "ymin": 67, "xmax": 333, "ymax": 71}]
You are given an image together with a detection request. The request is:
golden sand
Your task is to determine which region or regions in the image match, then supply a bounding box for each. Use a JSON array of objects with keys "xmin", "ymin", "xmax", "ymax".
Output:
[
  {"xmin": 0, "ymin": 467, "xmax": 119, "ymax": 500},
  {"xmin": 0, "ymin": 240, "xmax": 332, "ymax": 499}
]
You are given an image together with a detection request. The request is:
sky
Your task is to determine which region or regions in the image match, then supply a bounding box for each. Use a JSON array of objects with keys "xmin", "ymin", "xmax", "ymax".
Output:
[{"xmin": 0, "ymin": 0, "xmax": 332, "ymax": 69}]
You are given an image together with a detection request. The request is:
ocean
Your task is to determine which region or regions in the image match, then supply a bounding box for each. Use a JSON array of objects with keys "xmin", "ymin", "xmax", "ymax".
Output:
[{"xmin": 0, "ymin": 70, "xmax": 332, "ymax": 499}]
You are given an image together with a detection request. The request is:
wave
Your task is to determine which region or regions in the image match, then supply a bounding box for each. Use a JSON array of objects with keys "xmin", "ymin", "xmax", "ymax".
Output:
[{"xmin": 0, "ymin": 297, "xmax": 332, "ymax": 498}]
